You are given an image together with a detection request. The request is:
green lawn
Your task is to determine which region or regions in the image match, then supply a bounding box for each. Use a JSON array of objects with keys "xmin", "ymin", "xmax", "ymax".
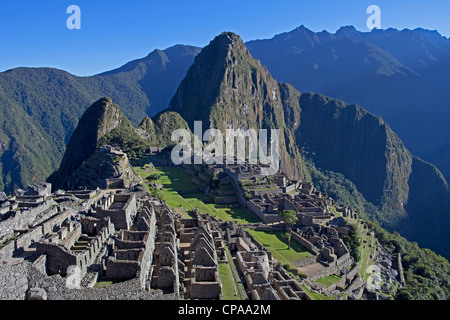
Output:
[
  {"xmin": 219, "ymin": 262, "xmax": 235, "ymax": 300},
  {"xmin": 300, "ymin": 284, "xmax": 331, "ymax": 300},
  {"xmin": 245, "ymin": 229, "xmax": 313, "ymax": 266},
  {"xmin": 220, "ymin": 246, "xmax": 247, "ymax": 300},
  {"xmin": 93, "ymin": 278, "xmax": 126, "ymax": 288},
  {"xmin": 135, "ymin": 164, "xmax": 259, "ymax": 224},
  {"xmin": 330, "ymin": 206, "xmax": 340, "ymax": 217},
  {"xmin": 219, "ymin": 261, "xmax": 247, "ymax": 300},
  {"xmin": 360, "ymin": 231, "xmax": 376, "ymax": 281},
  {"xmin": 315, "ymin": 274, "xmax": 342, "ymax": 287}
]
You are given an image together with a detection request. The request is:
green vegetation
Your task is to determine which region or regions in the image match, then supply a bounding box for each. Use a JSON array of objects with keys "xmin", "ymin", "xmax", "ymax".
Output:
[
  {"xmin": 315, "ymin": 274, "xmax": 342, "ymax": 287},
  {"xmin": 146, "ymin": 173, "xmax": 161, "ymax": 181},
  {"xmin": 218, "ymin": 262, "xmax": 236, "ymax": 300},
  {"xmin": 2, "ymin": 30, "xmax": 450, "ymax": 302},
  {"xmin": 135, "ymin": 164, "xmax": 258, "ymax": 224},
  {"xmin": 340, "ymin": 223, "xmax": 362, "ymax": 263},
  {"xmin": 278, "ymin": 210, "xmax": 298, "ymax": 249},
  {"xmin": 219, "ymin": 247, "xmax": 246, "ymax": 300},
  {"xmin": 139, "ymin": 112, "xmax": 192, "ymax": 148},
  {"xmin": 0, "ymin": 102, "xmax": 61, "ymax": 194},
  {"xmin": 367, "ymin": 220, "xmax": 450, "ymax": 300},
  {"xmin": 300, "ymin": 284, "xmax": 331, "ymax": 300},
  {"xmin": 51, "ymin": 97, "xmax": 151, "ymax": 189},
  {"xmin": 0, "ymin": 235, "xmax": 18, "ymax": 248},
  {"xmin": 0, "ymin": 45, "xmax": 200, "ymax": 193},
  {"xmin": 304, "ymin": 158, "xmax": 381, "ymax": 223},
  {"xmin": 100, "ymin": 115, "xmax": 150, "ymax": 159},
  {"xmin": 358, "ymin": 226, "xmax": 377, "ymax": 281},
  {"xmin": 93, "ymin": 278, "xmax": 126, "ymax": 289},
  {"xmin": 245, "ymin": 229, "xmax": 312, "ymax": 266}
]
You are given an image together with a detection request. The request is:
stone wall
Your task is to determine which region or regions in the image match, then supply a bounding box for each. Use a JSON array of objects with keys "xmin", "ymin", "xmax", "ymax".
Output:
[
  {"xmin": 0, "ymin": 202, "xmax": 59, "ymax": 243},
  {"xmin": 224, "ymin": 167, "xmax": 248, "ymax": 208},
  {"xmin": 107, "ymin": 201, "xmax": 156, "ymax": 289},
  {"xmin": 189, "ymin": 266, "xmax": 221, "ymax": 299},
  {"xmin": 95, "ymin": 194, "xmax": 137, "ymax": 230},
  {"xmin": 247, "ymin": 201, "xmax": 283, "ymax": 224},
  {"xmin": 291, "ymin": 255, "xmax": 318, "ymax": 268},
  {"xmin": 291, "ymin": 231, "xmax": 319, "ymax": 254},
  {"xmin": 36, "ymin": 242, "xmax": 78, "ymax": 276},
  {"xmin": 106, "ymin": 259, "xmax": 140, "ymax": 279},
  {"xmin": 36, "ymin": 216, "xmax": 114, "ymax": 277},
  {"xmin": 0, "ymin": 209, "xmax": 73, "ymax": 262},
  {"xmin": 212, "ymin": 195, "xmax": 238, "ymax": 204},
  {"xmin": 307, "ymin": 253, "xmax": 353, "ymax": 282}
]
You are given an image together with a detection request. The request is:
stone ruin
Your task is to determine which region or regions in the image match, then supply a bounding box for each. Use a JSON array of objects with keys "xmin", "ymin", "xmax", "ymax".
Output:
[
  {"xmin": 94, "ymin": 193, "xmax": 137, "ymax": 230},
  {"xmin": 150, "ymin": 208, "xmax": 226, "ymax": 300},
  {"xmin": 36, "ymin": 215, "xmax": 115, "ymax": 278},
  {"xmin": 150, "ymin": 202, "xmax": 180, "ymax": 296},
  {"xmin": 226, "ymin": 222, "xmax": 311, "ymax": 300}
]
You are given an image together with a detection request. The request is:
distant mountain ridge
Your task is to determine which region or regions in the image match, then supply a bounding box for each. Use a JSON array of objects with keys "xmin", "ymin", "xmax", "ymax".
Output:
[
  {"xmin": 0, "ymin": 45, "xmax": 200, "ymax": 193},
  {"xmin": 245, "ymin": 25, "xmax": 450, "ymax": 181},
  {"xmin": 3, "ymin": 25, "xmax": 450, "ymax": 193}
]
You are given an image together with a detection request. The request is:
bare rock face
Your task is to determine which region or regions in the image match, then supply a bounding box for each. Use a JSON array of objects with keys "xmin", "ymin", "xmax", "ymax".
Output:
[{"xmin": 61, "ymin": 145, "xmax": 142, "ymax": 191}]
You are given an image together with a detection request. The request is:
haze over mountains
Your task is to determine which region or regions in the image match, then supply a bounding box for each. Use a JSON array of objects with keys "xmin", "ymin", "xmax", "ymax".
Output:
[
  {"xmin": 0, "ymin": 45, "xmax": 200, "ymax": 192},
  {"xmin": 0, "ymin": 25, "xmax": 450, "ymax": 259},
  {"xmin": 246, "ymin": 25, "xmax": 450, "ymax": 179}
]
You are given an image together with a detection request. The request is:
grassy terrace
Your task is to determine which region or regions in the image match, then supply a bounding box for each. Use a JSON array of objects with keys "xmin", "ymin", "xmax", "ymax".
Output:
[
  {"xmin": 245, "ymin": 229, "xmax": 313, "ymax": 266},
  {"xmin": 315, "ymin": 274, "xmax": 342, "ymax": 287},
  {"xmin": 300, "ymin": 284, "xmax": 331, "ymax": 300},
  {"xmin": 219, "ymin": 247, "xmax": 247, "ymax": 300},
  {"xmin": 342, "ymin": 216, "xmax": 376, "ymax": 281},
  {"xmin": 218, "ymin": 262, "xmax": 236, "ymax": 300},
  {"xmin": 358, "ymin": 225, "xmax": 376, "ymax": 281},
  {"xmin": 134, "ymin": 164, "xmax": 259, "ymax": 224}
]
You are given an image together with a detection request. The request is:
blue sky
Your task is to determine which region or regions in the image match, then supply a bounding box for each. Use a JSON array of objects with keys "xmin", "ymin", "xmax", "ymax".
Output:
[{"xmin": 0, "ymin": 0, "xmax": 449, "ymax": 76}]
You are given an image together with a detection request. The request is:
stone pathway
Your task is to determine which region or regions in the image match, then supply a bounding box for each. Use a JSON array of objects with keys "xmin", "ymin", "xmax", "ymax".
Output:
[{"xmin": 0, "ymin": 262, "xmax": 29, "ymax": 300}]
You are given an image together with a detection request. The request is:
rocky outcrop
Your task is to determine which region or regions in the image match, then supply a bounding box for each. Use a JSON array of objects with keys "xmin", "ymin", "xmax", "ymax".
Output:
[
  {"xmin": 52, "ymin": 97, "xmax": 149, "ymax": 190},
  {"xmin": 62, "ymin": 146, "xmax": 142, "ymax": 191},
  {"xmin": 137, "ymin": 111, "xmax": 191, "ymax": 148}
]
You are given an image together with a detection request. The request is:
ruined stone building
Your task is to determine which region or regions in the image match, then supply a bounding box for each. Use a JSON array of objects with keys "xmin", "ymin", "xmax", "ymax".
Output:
[
  {"xmin": 226, "ymin": 224, "xmax": 311, "ymax": 300},
  {"xmin": 104, "ymin": 199, "xmax": 156, "ymax": 289},
  {"xmin": 94, "ymin": 193, "xmax": 137, "ymax": 230},
  {"xmin": 174, "ymin": 212, "xmax": 224, "ymax": 300},
  {"xmin": 36, "ymin": 215, "xmax": 115, "ymax": 278},
  {"xmin": 150, "ymin": 203, "xmax": 181, "ymax": 296}
]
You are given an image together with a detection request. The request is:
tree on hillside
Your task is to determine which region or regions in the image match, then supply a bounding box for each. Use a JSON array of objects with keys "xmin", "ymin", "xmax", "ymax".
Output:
[{"xmin": 279, "ymin": 210, "xmax": 298, "ymax": 249}]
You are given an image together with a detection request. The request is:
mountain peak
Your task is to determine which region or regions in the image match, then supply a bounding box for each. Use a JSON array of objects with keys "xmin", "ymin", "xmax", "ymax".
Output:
[
  {"xmin": 167, "ymin": 31, "xmax": 269, "ymax": 127},
  {"xmin": 52, "ymin": 97, "xmax": 149, "ymax": 189},
  {"xmin": 207, "ymin": 31, "xmax": 247, "ymax": 55},
  {"xmin": 335, "ymin": 25, "xmax": 359, "ymax": 37},
  {"xmin": 295, "ymin": 25, "xmax": 313, "ymax": 33},
  {"xmin": 217, "ymin": 31, "xmax": 242, "ymax": 41}
]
